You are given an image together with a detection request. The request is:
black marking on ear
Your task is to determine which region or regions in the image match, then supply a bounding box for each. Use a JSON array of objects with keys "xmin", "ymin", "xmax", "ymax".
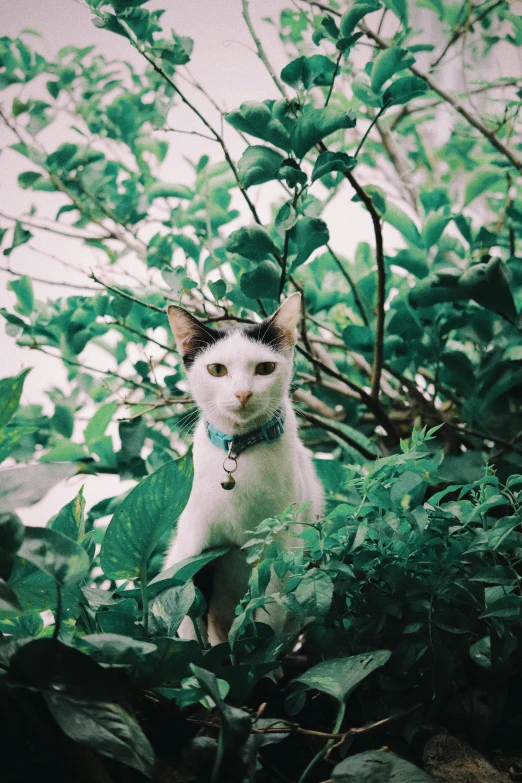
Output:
[
  {"xmin": 182, "ymin": 325, "xmax": 223, "ymax": 368},
  {"xmin": 242, "ymin": 318, "xmax": 286, "ymax": 353}
]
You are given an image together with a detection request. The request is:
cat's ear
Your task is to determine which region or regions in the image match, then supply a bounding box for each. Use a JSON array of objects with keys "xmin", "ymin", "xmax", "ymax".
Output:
[
  {"xmin": 270, "ymin": 292, "xmax": 301, "ymax": 349},
  {"xmin": 167, "ymin": 305, "xmax": 217, "ymax": 363}
]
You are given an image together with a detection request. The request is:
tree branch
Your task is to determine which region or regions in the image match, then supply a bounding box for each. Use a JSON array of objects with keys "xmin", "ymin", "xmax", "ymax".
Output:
[{"xmin": 241, "ymin": 0, "xmax": 289, "ymax": 99}]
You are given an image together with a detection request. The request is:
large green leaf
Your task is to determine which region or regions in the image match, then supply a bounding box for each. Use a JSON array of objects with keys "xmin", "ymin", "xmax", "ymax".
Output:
[
  {"xmin": 8, "ymin": 639, "xmax": 155, "ymax": 777},
  {"xmin": 311, "ymin": 151, "xmax": 356, "ymax": 182},
  {"xmin": 149, "ymin": 581, "xmax": 195, "ymax": 636},
  {"xmin": 291, "ymin": 108, "xmax": 356, "ymax": 158},
  {"xmin": 100, "ymin": 454, "xmax": 193, "ymax": 580},
  {"xmin": 48, "ymin": 487, "xmax": 85, "ymax": 541},
  {"xmin": 294, "ymin": 649, "xmax": 391, "ymax": 704},
  {"xmin": 383, "ymin": 76, "xmax": 427, "ymax": 106},
  {"xmin": 191, "ymin": 664, "xmax": 252, "ymax": 750},
  {"xmin": 0, "ymin": 369, "xmax": 30, "ymax": 429},
  {"xmin": 371, "ymin": 47, "xmax": 414, "ymax": 93},
  {"xmin": 84, "ymin": 401, "xmax": 118, "ymax": 446},
  {"xmin": 240, "ymin": 261, "xmax": 280, "ymax": 301},
  {"xmin": 225, "ymin": 101, "xmax": 291, "ymax": 151},
  {"xmin": 294, "ymin": 568, "xmax": 334, "ymax": 616},
  {"xmin": 464, "ymin": 168, "xmax": 505, "ymax": 205},
  {"xmin": 384, "ymin": 203, "xmax": 422, "ymax": 246},
  {"xmin": 333, "ymin": 750, "xmax": 435, "ymax": 782},
  {"xmin": 17, "ymin": 527, "xmax": 90, "ymax": 585},
  {"xmin": 281, "ymin": 55, "xmax": 337, "ymax": 90},
  {"xmin": 226, "ymin": 225, "xmax": 278, "ymax": 261},
  {"xmin": 340, "ymin": 0, "xmax": 382, "ymax": 37},
  {"xmin": 289, "ymin": 217, "xmax": 330, "ymax": 270},
  {"xmin": 237, "ymin": 145, "xmax": 285, "ymax": 188}
]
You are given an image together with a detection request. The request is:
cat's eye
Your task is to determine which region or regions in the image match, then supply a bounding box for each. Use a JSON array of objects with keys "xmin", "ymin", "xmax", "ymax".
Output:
[
  {"xmin": 207, "ymin": 363, "xmax": 227, "ymax": 377},
  {"xmin": 255, "ymin": 361, "xmax": 276, "ymax": 376}
]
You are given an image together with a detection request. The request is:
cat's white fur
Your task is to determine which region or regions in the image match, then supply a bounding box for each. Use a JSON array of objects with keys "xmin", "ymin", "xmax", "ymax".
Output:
[{"xmin": 165, "ymin": 294, "xmax": 324, "ymax": 644}]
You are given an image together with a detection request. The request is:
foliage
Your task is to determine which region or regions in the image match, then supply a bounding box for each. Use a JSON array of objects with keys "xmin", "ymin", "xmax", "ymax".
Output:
[{"xmin": 1, "ymin": 0, "xmax": 522, "ymax": 780}]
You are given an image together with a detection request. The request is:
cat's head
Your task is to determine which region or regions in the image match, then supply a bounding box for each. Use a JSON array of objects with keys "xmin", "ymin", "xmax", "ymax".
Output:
[{"xmin": 167, "ymin": 294, "xmax": 300, "ymax": 432}]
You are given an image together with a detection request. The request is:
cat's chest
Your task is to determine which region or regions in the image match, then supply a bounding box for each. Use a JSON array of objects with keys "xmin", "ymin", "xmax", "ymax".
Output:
[{"xmin": 191, "ymin": 426, "xmax": 295, "ymax": 545}]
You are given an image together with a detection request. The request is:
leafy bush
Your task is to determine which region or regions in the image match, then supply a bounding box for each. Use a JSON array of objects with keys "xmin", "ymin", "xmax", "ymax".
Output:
[{"xmin": 1, "ymin": 0, "xmax": 522, "ymax": 780}]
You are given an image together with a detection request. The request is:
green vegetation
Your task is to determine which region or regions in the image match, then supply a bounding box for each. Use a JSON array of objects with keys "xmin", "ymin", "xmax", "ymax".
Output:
[{"xmin": 1, "ymin": 1, "xmax": 522, "ymax": 780}]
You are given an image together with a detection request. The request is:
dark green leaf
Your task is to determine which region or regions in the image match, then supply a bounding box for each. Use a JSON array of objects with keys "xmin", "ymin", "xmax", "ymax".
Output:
[
  {"xmin": 226, "ymin": 225, "xmax": 278, "ymax": 261},
  {"xmin": 371, "ymin": 48, "xmax": 414, "ymax": 93},
  {"xmin": 281, "ymin": 55, "xmax": 336, "ymax": 90},
  {"xmin": 149, "ymin": 582, "xmax": 195, "ymax": 636},
  {"xmin": 18, "ymin": 527, "xmax": 90, "ymax": 585},
  {"xmin": 289, "ymin": 217, "xmax": 329, "ymax": 270},
  {"xmin": 240, "ymin": 261, "xmax": 280, "ymax": 301},
  {"xmin": 333, "ymin": 750, "xmax": 434, "ymax": 782},
  {"xmin": 383, "ymin": 76, "xmax": 427, "ymax": 106},
  {"xmin": 48, "ymin": 487, "xmax": 85, "ymax": 541},
  {"xmin": 100, "ymin": 454, "xmax": 193, "ymax": 580},
  {"xmin": 294, "ymin": 649, "xmax": 391, "ymax": 704},
  {"xmin": 0, "ymin": 369, "xmax": 30, "ymax": 429},
  {"xmin": 190, "ymin": 664, "xmax": 252, "ymax": 750},
  {"xmin": 340, "ymin": 1, "xmax": 382, "ymax": 37},
  {"xmin": 225, "ymin": 102, "xmax": 291, "ymax": 152},
  {"xmin": 237, "ymin": 145, "xmax": 285, "ymax": 188},
  {"xmin": 311, "ymin": 151, "xmax": 356, "ymax": 182},
  {"xmin": 51, "ymin": 404, "xmax": 74, "ymax": 438},
  {"xmin": 291, "ymin": 108, "xmax": 356, "ymax": 158}
]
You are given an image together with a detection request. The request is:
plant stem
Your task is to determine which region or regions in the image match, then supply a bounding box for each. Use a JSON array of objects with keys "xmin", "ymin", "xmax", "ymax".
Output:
[
  {"xmin": 354, "ymin": 106, "xmax": 385, "ymax": 158},
  {"xmin": 324, "ymin": 52, "xmax": 342, "ymax": 108},
  {"xmin": 241, "ymin": 0, "xmax": 289, "ymax": 99},
  {"xmin": 298, "ymin": 701, "xmax": 346, "ymax": 783},
  {"xmin": 210, "ymin": 731, "xmax": 225, "ymax": 783},
  {"xmin": 53, "ymin": 584, "xmax": 62, "ymax": 641},
  {"xmin": 141, "ymin": 558, "xmax": 149, "ymax": 634}
]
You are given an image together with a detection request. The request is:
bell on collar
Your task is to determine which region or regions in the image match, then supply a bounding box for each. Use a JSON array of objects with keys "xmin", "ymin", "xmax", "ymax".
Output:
[{"xmin": 221, "ymin": 474, "xmax": 236, "ymax": 490}]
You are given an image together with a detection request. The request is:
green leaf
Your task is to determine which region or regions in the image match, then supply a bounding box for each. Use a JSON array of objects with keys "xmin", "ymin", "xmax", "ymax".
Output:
[
  {"xmin": 8, "ymin": 275, "xmax": 34, "ymax": 315},
  {"xmin": 281, "ymin": 55, "xmax": 337, "ymax": 90},
  {"xmin": 289, "ymin": 217, "xmax": 330, "ymax": 270},
  {"xmin": 340, "ymin": 1, "xmax": 382, "ymax": 37},
  {"xmin": 342, "ymin": 324, "xmax": 375, "ymax": 353},
  {"xmin": 0, "ymin": 578, "xmax": 22, "ymax": 617},
  {"xmin": 464, "ymin": 168, "xmax": 505, "ymax": 206},
  {"xmin": 423, "ymin": 214, "xmax": 450, "ymax": 249},
  {"xmin": 226, "ymin": 225, "xmax": 278, "ymax": 261},
  {"xmin": 100, "ymin": 454, "xmax": 193, "ymax": 580},
  {"xmin": 135, "ymin": 637, "xmax": 202, "ymax": 687},
  {"xmin": 17, "ymin": 527, "xmax": 90, "ymax": 585},
  {"xmin": 0, "ymin": 369, "xmax": 30, "ymax": 429},
  {"xmin": 208, "ymin": 279, "xmax": 227, "ymax": 301},
  {"xmin": 51, "ymin": 404, "xmax": 74, "ymax": 438},
  {"xmin": 382, "ymin": 0, "xmax": 409, "ymax": 24},
  {"xmin": 48, "ymin": 488, "xmax": 85, "ymax": 541},
  {"xmin": 371, "ymin": 47, "xmax": 414, "ymax": 93},
  {"xmin": 81, "ymin": 633, "xmax": 157, "ymax": 665},
  {"xmin": 294, "ymin": 568, "xmax": 333, "ymax": 616},
  {"xmin": 147, "ymin": 546, "xmax": 233, "ymax": 597},
  {"xmin": 3, "ymin": 222, "xmax": 33, "ymax": 257},
  {"xmin": 40, "ymin": 440, "xmax": 87, "ymax": 462},
  {"xmin": 291, "ymin": 108, "xmax": 356, "ymax": 158},
  {"xmin": 190, "ymin": 664, "xmax": 252, "ymax": 750},
  {"xmin": 84, "ymin": 401, "xmax": 117, "ymax": 446},
  {"xmin": 382, "ymin": 76, "xmax": 427, "ymax": 106},
  {"xmin": 225, "ymin": 101, "xmax": 292, "ymax": 152},
  {"xmin": 311, "ymin": 151, "xmax": 356, "ymax": 182},
  {"xmin": 294, "ymin": 649, "xmax": 391, "ymax": 705},
  {"xmin": 0, "ymin": 512, "xmax": 24, "ymax": 555},
  {"xmin": 149, "ymin": 582, "xmax": 195, "ymax": 636},
  {"xmin": 240, "ymin": 261, "xmax": 280, "ymax": 301},
  {"xmin": 237, "ymin": 145, "xmax": 285, "ymax": 188},
  {"xmin": 352, "ymin": 78, "xmax": 383, "ymax": 108},
  {"xmin": 333, "ymin": 750, "xmax": 435, "ymax": 782},
  {"xmin": 384, "ymin": 203, "xmax": 422, "ymax": 246},
  {"xmin": 147, "ymin": 181, "xmax": 193, "ymax": 201}
]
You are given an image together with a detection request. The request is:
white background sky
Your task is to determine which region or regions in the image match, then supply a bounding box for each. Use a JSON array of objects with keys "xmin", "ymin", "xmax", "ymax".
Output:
[{"xmin": 1, "ymin": 0, "xmax": 521, "ymax": 525}]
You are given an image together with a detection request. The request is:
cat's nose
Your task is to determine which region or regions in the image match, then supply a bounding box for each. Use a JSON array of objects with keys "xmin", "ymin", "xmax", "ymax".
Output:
[{"xmin": 235, "ymin": 390, "xmax": 252, "ymax": 406}]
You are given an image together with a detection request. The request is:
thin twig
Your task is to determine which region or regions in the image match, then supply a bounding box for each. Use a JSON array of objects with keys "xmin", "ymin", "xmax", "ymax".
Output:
[{"xmin": 241, "ymin": 0, "xmax": 289, "ymax": 98}]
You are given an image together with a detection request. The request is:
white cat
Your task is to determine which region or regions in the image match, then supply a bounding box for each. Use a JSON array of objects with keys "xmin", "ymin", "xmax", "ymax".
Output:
[{"xmin": 165, "ymin": 293, "xmax": 324, "ymax": 644}]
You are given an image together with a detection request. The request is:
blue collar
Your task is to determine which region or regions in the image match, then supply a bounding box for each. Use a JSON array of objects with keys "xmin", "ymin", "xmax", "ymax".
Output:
[{"xmin": 206, "ymin": 408, "xmax": 286, "ymax": 455}]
